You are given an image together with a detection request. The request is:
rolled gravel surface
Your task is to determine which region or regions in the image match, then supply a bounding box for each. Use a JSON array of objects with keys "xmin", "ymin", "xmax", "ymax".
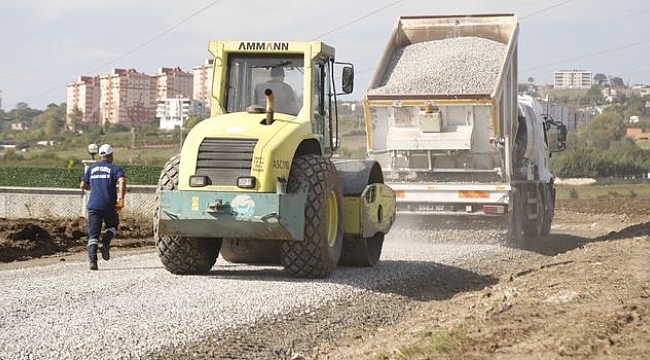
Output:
[{"xmin": 0, "ymin": 221, "xmax": 528, "ymax": 359}]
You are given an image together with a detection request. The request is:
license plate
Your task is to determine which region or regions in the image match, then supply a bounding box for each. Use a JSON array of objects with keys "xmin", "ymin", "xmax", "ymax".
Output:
[{"xmin": 418, "ymin": 204, "xmax": 445, "ymax": 212}]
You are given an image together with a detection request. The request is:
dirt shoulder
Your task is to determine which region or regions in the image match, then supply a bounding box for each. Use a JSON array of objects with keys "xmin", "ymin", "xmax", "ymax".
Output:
[
  {"xmin": 313, "ymin": 200, "xmax": 650, "ymax": 359},
  {"xmin": 0, "ymin": 216, "xmax": 153, "ymax": 266}
]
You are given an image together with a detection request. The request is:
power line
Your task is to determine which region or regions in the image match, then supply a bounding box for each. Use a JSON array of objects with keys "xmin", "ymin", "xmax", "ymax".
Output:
[
  {"xmin": 615, "ymin": 67, "xmax": 650, "ymax": 79},
  {"xmin": 532, "ymin": 7, "xmax": 650, "ymax": 40},
  {"xmin": 4, "ymin": 0, "xmax": 84, "ymax": 52},
  {"xmin": 524, "ymin": 37, "xmax": 650, "ymax": 72},
  {"xmin": 26, "ymin": 0, "xmax": 223, "ymax": 103},
  {"xmin": 86, "ymin": 0, "xmax": 223, "ymax": 75},
  {"xmin": 310, "ymin": 0, "xmax": 404, "ymax": 40},
  {"xmin": 355, "ymin": 1, "xmax": 577, "ymax": 77},
  {"xmin": 519, "ymin": 0, "xmax": 577, "ymax": 20},
  {"xmin": 519, "ymin": 1, "xmax": 650, "ymax": 79}
]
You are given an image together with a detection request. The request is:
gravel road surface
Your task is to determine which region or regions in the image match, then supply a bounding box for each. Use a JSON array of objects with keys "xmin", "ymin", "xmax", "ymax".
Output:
[{"xmin": 0, "ymin": 222, "xmax": 527, "ymax": 360}]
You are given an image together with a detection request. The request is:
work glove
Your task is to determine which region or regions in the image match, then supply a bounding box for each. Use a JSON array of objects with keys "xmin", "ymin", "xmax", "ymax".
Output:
[{"xmin": 115, "ymin": 198, "xmax": 124, "ymax": 212}]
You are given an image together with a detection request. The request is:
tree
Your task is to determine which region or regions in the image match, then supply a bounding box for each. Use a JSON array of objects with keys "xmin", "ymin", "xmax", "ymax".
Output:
[
  {"xmin": 593, "ymin": 73, "xmax": 608, "ymax": 87},
  {"xmin": 9, "ymin": 102, "xmax": 42, "ymax": 125},
  {"xmin": 69, "ymin": 106, "xmax": 83, "ymax": 132},
  {"xmin": 551, "ymin": 107, "xmax": 650, "ymax": 178},
  {"xmin": 624, "ymin": 96, "xmax": 646, "ymax": 122},
  {"xmin": 585, "ymin": 85, "xmax": 604, "ymax": 104},
  {"xmin": 583, "ymin": 111, "xmax": 626, "ymax": 141},
  {"xmin": 610, "ymin": 76, "xmax": 625, "ymax": 88},
  {"xmin": 32, "ymin": 104, "xmax": 66, "ymax": 137},
  {"xmin": 184, "ymin": 116, "xmax": 204, "ymax": 132}
]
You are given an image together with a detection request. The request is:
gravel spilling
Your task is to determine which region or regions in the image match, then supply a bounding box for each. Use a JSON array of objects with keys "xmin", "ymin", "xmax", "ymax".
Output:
[
  {"xmin": 368, "ymin": 36, "xmax": 507, "ymax": 96},
  {"xmin": 0, "ymin": 220, "xmax": 528, "ymax": 360}
]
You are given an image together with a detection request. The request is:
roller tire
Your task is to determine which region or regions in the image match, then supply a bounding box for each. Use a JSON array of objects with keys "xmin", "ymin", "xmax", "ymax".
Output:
[
  {"xmin": 280, "ymin": 155, "xmax": 343, "ymax": 278},
  {"xmin": 154, "ymin": 155, "xmax": 221, "ymax": 275},
  {"xmin": 339, "ymin": 233, "xmax": 384, "ymax": 267}
]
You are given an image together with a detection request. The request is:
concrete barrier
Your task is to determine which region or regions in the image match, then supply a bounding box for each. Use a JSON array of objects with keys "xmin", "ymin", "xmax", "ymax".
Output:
[{"xmin": 0, "ymin": 185, "xmax": 157, "ymax": 220}]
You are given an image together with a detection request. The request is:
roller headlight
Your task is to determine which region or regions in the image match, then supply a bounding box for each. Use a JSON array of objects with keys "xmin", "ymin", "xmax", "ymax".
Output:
[
  {"xmin": 237, "ymin": 176, "xmax": 256, "ymax": 189},
  {"xmin": 189, "ymin": 175, "xmax": 210, "ymax": 187}
]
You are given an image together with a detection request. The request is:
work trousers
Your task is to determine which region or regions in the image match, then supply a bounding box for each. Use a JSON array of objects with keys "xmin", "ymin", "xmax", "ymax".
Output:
[{"xmin": 87, "ymin": 209, "xmax": 119, "ymax": 261}]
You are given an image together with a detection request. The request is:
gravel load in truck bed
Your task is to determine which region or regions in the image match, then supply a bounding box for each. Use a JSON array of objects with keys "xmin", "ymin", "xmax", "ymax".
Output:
[{"xmin": 368, "ymin": 36, "xmax": 507, "ymax": 96}]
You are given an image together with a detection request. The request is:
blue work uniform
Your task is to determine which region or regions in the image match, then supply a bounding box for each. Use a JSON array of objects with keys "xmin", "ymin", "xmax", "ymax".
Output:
[{"xmin": 81, "ymin": 161, "xmax": 126, "ymax": 262}]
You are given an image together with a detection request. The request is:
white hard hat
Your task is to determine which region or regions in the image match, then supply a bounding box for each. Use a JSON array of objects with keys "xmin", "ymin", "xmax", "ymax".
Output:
[{"xmin": 98, "ymin": 144, "xmax": 113, "ymax": 156}]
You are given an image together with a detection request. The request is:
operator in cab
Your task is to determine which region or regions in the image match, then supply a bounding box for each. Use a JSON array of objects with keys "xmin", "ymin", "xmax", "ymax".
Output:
[{"xmin": 254, "ymin": 67, "xmax": 297, "ymax": 115}]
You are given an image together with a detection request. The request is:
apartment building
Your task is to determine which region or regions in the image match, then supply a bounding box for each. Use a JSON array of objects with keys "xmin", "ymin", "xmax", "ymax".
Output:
[
  {"xmin": 554, "ymin": 69, "xmax": 592, "ymax": 89},
  {"xmin": 99, "ymin": 69, "xmax": 156, "ymax": 127},
  {"xmin": 66, "ymin": 62, "xmax": 212, "ymax": 129},
  {"xmin": 156, "ymin": 98, "xmax": 206, "ymax": 130},
  {"xmin": 65, "ymin": 76, "xmax": 101, "ymax": 128},
  {"xmin": 154, "ymin": 67, "xmax": 193, "ymax": 100},
  {"xmin": 192, "ymin": 59, "xmax": 214, "ymax": 113}
]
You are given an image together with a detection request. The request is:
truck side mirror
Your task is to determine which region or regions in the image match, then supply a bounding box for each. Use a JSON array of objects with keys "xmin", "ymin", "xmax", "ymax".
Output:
[
  {"xmin": 557, "ymin": 124, "xmax": 567, "ymax": 143},
  {"xmin": 342, "ymin": 66, "xmax": 354, "ymax": 94},
  {"xmin": 556, "ymin": 124, "xmax": 567, "ymax": 151}
]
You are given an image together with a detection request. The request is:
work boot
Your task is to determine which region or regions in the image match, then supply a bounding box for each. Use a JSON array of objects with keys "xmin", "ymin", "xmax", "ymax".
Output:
[
  {"xmin": 100, "ymin": 245, "xmax": 110, "ymax": 261},
  {"xmin": 90, "ymin": 260, "xmax": 98, "ymax": 270}
]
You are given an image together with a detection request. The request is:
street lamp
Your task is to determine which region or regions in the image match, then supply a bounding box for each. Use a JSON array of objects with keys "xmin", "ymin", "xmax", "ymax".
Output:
[{"xmin": 87, "ymin": 142, "xmax": 99, "ymax": 160}]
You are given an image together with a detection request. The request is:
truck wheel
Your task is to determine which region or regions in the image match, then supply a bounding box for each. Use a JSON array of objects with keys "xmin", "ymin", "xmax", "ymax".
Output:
[
  {"xmin": 523, "ymin": 184, "xmax": 543, "ymax": 237},
  {"xmin": 339, "ymin": 233, "xmax": 384, "ymax": 266},
  {"xmin": 506, "ymin": 188, "xmax": 525, "ymax": 248},
  {"xmin": 280, "ymin": 154, "xmax": 343, "ymax": 278},
  {"xmin": 220, "ymin": 238, "xmax": 281, "ymax": 264},
  {"xmin": 541, "ymin": 184, "xmax": 554, "ymax": 236},
  {"xmin": 154, "ymin": 155, "xmax": 221, "ymax": 275}
]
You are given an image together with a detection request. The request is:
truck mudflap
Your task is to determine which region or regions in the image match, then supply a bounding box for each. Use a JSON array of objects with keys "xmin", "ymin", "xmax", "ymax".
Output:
[
  {"xmin": 157, "ymin": 189, "xmax": 306, "ymax": 241},
  {"xmin": 391, "ymin": 183, "xmax": 511, "ymax": 216}
]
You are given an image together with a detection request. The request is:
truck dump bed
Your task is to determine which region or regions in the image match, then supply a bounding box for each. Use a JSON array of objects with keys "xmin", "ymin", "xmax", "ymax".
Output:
[
  {"xmin": 364, "ymin": 14, "xmax": 520, "ymax": 216},
  {"xmin": 366, "ymin": 14, "xmax": 518, "ymax": 99}
]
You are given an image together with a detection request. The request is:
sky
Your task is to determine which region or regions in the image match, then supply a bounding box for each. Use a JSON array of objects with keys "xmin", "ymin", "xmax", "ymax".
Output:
[{"xmin": 1, "ymin": 0, "xmax": 649, "ymax": 110}]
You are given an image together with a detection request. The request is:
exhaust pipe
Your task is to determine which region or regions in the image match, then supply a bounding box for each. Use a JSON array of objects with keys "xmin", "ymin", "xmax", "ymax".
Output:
[{"xmin": 264, "ymin": 89, "xmax": 274, "ymax": 125}]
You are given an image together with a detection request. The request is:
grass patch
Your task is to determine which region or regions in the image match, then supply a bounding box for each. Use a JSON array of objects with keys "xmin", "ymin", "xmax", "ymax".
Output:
[
  {"xmin": 556, "ymin": 183, "xmax": 650, "ymax": 200},
  {"xmin": 374, "ymin": 329, "xmax": 470, "ymax": 359},
  {"xmin": 1, "ymin": 145, "xmax": 178, "ymax": 168}
]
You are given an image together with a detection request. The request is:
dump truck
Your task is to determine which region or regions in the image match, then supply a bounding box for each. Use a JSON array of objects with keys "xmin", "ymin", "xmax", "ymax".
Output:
[
  {"xmin": 154, "ymin": 40, "xmax": 395, "ymax": 278},
  {"xmin": 363, "ymin": 14, "xmax": 566, "ymax": 245}
]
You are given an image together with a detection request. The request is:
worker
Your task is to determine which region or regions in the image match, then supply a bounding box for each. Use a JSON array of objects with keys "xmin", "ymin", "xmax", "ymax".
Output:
[
  {"xmin": 79, "ymin": 143, "xmax": 127, "ymax": 270},
  {"xmin": 255, "ymin": 67, "xmax": 298, "ymax": 115}
]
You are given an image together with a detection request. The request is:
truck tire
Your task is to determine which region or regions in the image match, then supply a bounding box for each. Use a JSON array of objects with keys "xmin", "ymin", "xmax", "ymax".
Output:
[
  {"xmin": 280, "ymin": 154, "xmax": 343, "ymax": 278},
  {"xmin": 220, "ymin": 238, "xmax": 281, "ymax": 264},
  {"xmin": 523, "ymin": 184, "xmax": 543, "ymax": 237},
  {"xmin": 541, "ymin": 184, "xmax": 554, "ymax": 236},
  {"xmin": 339, "ymin": 233, "xmax": 384, "ymax": 266},
  {"xmin": 154, "ymin": 155, "xmax": 221, "ymax": 275},
  {"xmin": 506, "ymin": 188, "xmax": 525, "ymax": 248}
]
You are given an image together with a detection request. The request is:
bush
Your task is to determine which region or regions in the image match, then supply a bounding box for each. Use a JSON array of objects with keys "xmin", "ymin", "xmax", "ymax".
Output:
[{"xmin": 0, "ymin": 165, "xmax": 162, "ymax": 188}]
